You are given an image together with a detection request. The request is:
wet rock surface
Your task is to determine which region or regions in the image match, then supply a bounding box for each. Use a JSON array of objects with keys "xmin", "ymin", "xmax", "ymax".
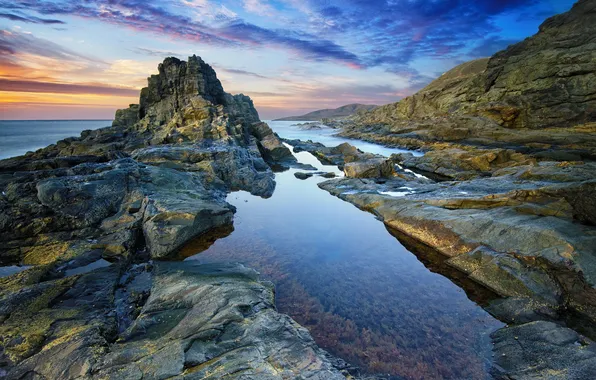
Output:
[{"xmin": 0, "ymin": 56, "xmax": 351, "ymax": 379}]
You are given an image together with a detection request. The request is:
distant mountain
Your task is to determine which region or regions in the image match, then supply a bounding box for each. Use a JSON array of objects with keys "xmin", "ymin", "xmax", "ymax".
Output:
[{"xmin": 274, "ymin": 103, "xmax": 378, "ymax": 121}]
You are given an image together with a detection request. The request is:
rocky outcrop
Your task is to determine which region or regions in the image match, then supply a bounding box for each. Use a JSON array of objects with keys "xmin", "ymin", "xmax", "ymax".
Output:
[
  {"xmin": 339, "ymin": 0, "xmax": 596, "ymax": 159},
  {"xmin": 343, "ymin": 158, "xmax": 394, "ymax": 178},
  {"xmin": 492, "ymin": 321, "xmax": 596, "ymax": 379},
  {"xmin": 0, "ymin": 56, "xmax": 350, "ymax": 379},
  {"xmin": 0, "ymin": 261, "xmax": 348, "ymax": 379}
]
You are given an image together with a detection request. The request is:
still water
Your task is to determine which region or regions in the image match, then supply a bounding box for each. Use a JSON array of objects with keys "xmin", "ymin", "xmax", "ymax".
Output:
[
  {"xmin": 266, "ymin": 120, "xmax": 424, "ymax": 157},
  {"xmin": 0, "ymin": 120, "xmax": 111, "ymax": 160},
  {"xmin": 186, "ymin": 121, "xmax": 504, "ymax": 379}
]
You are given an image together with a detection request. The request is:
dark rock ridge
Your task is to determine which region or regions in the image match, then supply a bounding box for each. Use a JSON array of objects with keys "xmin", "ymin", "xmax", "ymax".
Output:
[
  {"xmin": 339, "ymin": 0, "xmax": 596, "ymax": 159},
  {"xmin": 274, "ymin": 103, "xmax": 377, "ymax": 121},
  {"xmin": 0, "ymin": 56, "xmax": 351, "ymax": 379}
]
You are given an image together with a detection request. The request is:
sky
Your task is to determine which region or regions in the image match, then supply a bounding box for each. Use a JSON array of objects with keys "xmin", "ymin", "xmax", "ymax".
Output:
[{"xmin": 0, "ymin": 0, "xmax": 577, "ymax": 120}]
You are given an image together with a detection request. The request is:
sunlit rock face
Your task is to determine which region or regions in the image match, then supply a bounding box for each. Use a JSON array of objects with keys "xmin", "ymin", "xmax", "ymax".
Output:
[{"xmin": 112, "ymin": 55, "xmax": 260, "ymax": 146}]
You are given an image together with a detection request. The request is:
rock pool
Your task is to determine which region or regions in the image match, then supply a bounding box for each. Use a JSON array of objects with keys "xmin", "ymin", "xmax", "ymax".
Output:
[{"xmin": 184, "ymin": 122, "xmax": 504, "ymax": 379}]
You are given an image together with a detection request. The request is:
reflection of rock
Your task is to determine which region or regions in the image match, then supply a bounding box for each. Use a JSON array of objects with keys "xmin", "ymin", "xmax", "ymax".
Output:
[
  {"xmin": 295, "ymin": 172, "xmax": 314, "ymax": 180},
  {"xmin": 172, "ymin": 224, "xmax": 234, "ymax": 260},
  {"xmin": 294, "ymin": 171, "xmax": 336, "ymax": 180}
]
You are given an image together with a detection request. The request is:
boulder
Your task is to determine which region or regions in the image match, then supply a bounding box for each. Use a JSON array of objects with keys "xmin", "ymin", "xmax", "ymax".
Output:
[{"xmin": 344, "ymin": 158, "xmax": 395, "ymax": 178}]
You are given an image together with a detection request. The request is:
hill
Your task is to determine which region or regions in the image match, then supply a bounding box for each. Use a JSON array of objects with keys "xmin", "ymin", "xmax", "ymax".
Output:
[{"xmin": 274, "ymin": 103, "xmax": 377, "ymax": 121}]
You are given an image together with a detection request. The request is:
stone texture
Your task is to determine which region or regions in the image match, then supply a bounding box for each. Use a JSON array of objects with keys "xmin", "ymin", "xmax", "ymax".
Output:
[
  {"xmin": 0, "ymin": 262, "xmax": 348, "ymax": 380},
  {"xmin": 491, "ymin": 321, "xmax": 596, "ymax": 380},
  {"xmin": 344, "ymin": 158, "xmax": 395, "ymax": 178}
]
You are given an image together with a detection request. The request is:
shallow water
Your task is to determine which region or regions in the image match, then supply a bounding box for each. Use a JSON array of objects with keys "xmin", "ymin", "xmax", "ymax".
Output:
[
  {"xmin": 0, "ymin": 119, "xmax": 504, "ymax": 378},
  {"xmin": 186, "ymin": 122, "xmax": 504, "ymax": 379},
  {"xmin": 0, "ymin": 120, "xmax": 111, "ymax": 160},
  {"xmin": 266, "ymin": 120, "xmax": 424, "ymax": 157},
  {"xmin": 0, "ymin": 265, "xmax": 31, "ymax": 278}
]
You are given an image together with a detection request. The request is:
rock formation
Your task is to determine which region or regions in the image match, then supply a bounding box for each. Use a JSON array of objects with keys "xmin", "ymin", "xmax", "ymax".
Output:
[
  {"xmin": 0, "ymin": 56, "xmax": 350, "ymax": 379},
  {"xmin": 340, "ymin": 0, "xmax": 596, "ymax": 160}
]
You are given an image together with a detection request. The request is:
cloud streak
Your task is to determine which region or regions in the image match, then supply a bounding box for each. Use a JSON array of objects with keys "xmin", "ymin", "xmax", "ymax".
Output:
[
  {"xmin": 0, "ymin": 12, "xmax": 65, "ymax": 24},
  {"xmin": 0, "ymin": 78, "xmax": 139, "ymax": 96}
]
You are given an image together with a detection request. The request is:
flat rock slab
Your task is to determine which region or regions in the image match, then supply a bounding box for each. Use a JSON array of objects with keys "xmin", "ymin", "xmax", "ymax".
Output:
[
  {"xmin": 1, "ymin": 262, "xmax": 348, "ymax": 380},
  {"xmin": 492, "ymin": 321, "xmax": 596, "ymax": 380},
  {"xmin": 96, "ymin": 262, "xmax": 347, "ymax": 380}
]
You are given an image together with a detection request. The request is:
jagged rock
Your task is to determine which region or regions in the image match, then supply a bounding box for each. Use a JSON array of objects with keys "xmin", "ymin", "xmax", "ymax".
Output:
[
  {"xmin": 249, "ymin": 122, "xmax": 294, "ymax": 164},
  {"xmin": 0, "ymin": 56, "xmax": 352, "ymax": 378},
  {"xmin": 112, "ymin": 104, "xmax": 140, "ymax": 128}
]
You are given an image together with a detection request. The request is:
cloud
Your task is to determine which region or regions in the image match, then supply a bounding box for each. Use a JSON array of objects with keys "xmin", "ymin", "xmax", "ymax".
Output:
[
  {"xmin": 0, "ymin": 78, "xmax": 139, "ymax": 96},
  {"xmin": 0, "ymin": 29, "xmax": 100, "ymax": 64},
  {"xmin": 0, "ymin": 12, "xmax": 65, "ymax": 24},
  {"xmin": 0, "ymin": 0, "xmax": 562, "ymax": 75},
  {"xmin": 243, "ymin": 0, "xmax": 275, "ymax": 17},
  {"xmin": 133, "ymin": 47, "xmax": 188, "ymax": 57},
  {"xmin": 221, "ymin": 68, "xmax": 269, "ymax": 79},
  {"xmin": 219, "ymin": 21, "xmax": 363, "ymax": 67},
  {"xmin": 1, "ymin": 0, "xmax": 363, "ymax": 68}
]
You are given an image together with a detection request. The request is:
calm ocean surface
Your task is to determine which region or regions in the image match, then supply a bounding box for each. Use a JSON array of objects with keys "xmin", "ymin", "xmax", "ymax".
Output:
[{"xmin": 0, "ymin": 120, "xmax": 111, "ymax": 160}]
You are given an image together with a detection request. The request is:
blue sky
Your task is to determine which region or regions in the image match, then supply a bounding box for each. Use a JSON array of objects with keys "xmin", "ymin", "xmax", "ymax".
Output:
[{"xmin": 0, "ymin": 0, "xmax": 577, "ymax": 119}]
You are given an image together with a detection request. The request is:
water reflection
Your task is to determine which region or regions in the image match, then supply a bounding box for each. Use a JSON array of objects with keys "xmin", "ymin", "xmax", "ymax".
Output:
[{"xmin": 185, "ymin": 146, "xmax": 504, "ymax": 379}]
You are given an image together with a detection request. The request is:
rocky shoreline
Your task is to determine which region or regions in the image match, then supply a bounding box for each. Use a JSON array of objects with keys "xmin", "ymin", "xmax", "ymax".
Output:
[
  {"xmin": 1, "ymin": 1, "xmax": 595, "ymax": 378},
  {"xmin": 0, "ymin": 56, "xmax": 354, "ymax": 379},
  {"xmin": 296, "ymin": 1, "xmax": 596, "ymax": 378}
]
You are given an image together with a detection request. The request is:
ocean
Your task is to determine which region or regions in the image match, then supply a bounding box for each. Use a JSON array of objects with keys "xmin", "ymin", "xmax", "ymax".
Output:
[{"xmin": 0, "ymin": 120, "xmax": 112, "ymax": 160}]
